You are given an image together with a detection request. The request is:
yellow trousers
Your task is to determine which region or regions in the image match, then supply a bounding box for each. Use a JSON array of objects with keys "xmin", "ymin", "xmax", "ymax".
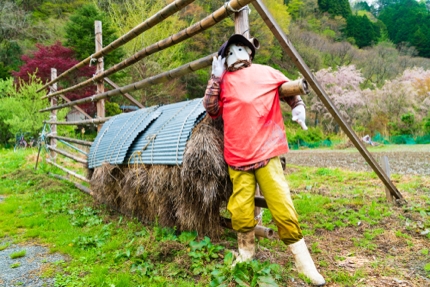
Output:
[{"xmin": 227, "ymin": 157, "xmax": 303, "ymax": 245}]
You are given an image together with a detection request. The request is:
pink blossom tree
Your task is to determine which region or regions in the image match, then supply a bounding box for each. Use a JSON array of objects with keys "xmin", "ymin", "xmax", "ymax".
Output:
[
  {"xmin": 310, "ymin": 65, "xmax": 364, "ymax": 132},
  {"xmin": 360, "ymin": 67, "xmax": 430, "ymax": 136}
]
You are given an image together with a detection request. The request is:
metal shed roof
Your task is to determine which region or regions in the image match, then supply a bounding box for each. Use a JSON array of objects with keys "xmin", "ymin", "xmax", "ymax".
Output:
[{"xmin": 88, "ymin": 98, "xmax": 206, "ymax": 168}]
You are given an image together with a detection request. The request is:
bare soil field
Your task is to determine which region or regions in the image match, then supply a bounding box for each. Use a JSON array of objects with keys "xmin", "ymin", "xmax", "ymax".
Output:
[
  {"xmin": 284, "ymin": 145, "xmax": 430, "ymax": 175},
  {"xmin": 280, "ymin": 145, "xmax": 430, "ymax": 287}
]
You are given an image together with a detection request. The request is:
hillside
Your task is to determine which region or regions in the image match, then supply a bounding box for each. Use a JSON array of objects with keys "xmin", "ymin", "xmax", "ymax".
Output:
[{"xmin": 0, "ymin": 0, "xmax": 430, "ymax": 146}]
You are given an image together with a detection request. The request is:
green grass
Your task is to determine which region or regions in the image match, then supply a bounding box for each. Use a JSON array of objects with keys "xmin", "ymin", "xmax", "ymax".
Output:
[
  {"xmin": 0, "ymin": 242, "xmax": 10, "ymax": 250},
  {"xmin": 10, "ymin": 250, "xmax": 26, "ymax": 259},
  {"xmin": 0, "ymin": 147, "xmax": 429, "ymax": 286}
]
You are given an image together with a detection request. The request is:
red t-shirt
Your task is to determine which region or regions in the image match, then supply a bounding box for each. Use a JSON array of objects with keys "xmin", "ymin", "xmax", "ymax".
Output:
[{"xmin": 219, "ymin": 64, "xmax": 290, "ymax": 166}]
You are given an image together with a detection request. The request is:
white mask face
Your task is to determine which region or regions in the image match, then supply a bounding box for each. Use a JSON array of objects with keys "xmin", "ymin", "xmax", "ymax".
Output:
[{"xmin": 226, "ymin": 43, "xmax": 251, "ymax": 68}]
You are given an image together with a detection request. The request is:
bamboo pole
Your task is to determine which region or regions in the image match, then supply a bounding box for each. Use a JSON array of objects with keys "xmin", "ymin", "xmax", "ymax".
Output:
[
  {"xmin": 50, "ymin": 68, "xmax": 57, "ymax": 161},
  {"xmin": 49, "ymin": 173, "xmax": 93, "ymax": 196},
  {"xmin": 252, "ymin": 0, "xmax": 405, "ymax": 204},
  {"xmin": 40, "ymin": 54, "xmax": 215, "ymax": 113},
  {"xmin": 46, "ymin": 159, "xmax": 90, "ymax": 183},
  {"xmin": 104, "ymin": 78, "xmax": 144, "ymax": 109},
  {"xmin": 47, "ymin": 134, "xmax": 93, "ymax": 147},
  {"xmin": 221, "ymin": 217, "xmax": 277, "ymax": 240},
  {"xmin": 41, "ymin": 0, "xmax": 256, "ymax": 100},
  {"xmin": 47, "ymin": 145, "xmax": 88, "ymax": 164},
  {"xmin": 44, "ymin": 117, "xmax": 112, "ymax": 125},
  {"xmin": 37, "ymin": 0, "xmax": 197, "ymax": 93}
]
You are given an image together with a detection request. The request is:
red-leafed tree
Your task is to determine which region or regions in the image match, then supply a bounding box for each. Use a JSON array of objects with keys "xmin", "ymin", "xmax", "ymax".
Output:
[{"xmin": 13, "ymin": 41, "xmax": 97, "ymax": 116}]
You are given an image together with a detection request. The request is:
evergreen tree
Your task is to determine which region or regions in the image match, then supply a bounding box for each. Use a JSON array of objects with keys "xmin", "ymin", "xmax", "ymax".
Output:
[
  {"xmin": 64, "ymin": 3, "xmax": 124, "ymax": 68},
  {"xmin": 318, "ymin": 0, "xmax": 352, "ymax": 18},
  {"xmin": 378, "ymin": 0, "xmax": 430, "ymax": 57},
  {"xmin": 345, "ymin": 15, "xmax": 381, "ymax": 48},
  {"xmin": 0, "ymin": 42, "xmax": 22, "ymax": 80}
]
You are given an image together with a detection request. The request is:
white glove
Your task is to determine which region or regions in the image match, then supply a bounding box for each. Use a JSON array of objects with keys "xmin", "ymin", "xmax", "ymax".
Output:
[
  {"xmin": 292, "ymin": 105, "xmax": 308, "ymax": 130},
  {"xmin": 212, "ymin": 55, "xmax": 226, "ymax": 77}
]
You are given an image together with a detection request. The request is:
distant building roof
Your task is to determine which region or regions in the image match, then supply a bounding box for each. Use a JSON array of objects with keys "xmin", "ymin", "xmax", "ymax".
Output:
[{"xmin": 88, "ymin": 98, "xmax": 206, "ymax": 168}]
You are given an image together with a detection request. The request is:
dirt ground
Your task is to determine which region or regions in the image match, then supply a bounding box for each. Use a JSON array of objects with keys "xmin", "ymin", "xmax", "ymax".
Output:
[
  {"xmin": 284, "ymin": 145, "xmax": 430, "ymax": 175},
  {"xmin": 277, "ymin": 144, "xmax": 430, "ymax": 287}
]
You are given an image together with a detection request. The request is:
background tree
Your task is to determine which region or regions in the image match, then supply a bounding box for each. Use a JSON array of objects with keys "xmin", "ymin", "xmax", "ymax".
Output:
[
  {"xmin": 30, "ymin": 0, "xmax": 86, "ymax": 20},
  {"xmin": 360, "ymin": 68, "xmax": 424, "ymax": 136},
  {"xmin": 13, "ymin": 42, "xmax": 97, "ymax": 116},
  {"xmin": 64, "ymin": 3, "xmax": 124, "ymax": 68},
  {"xmin": 317, "ymin": 0, "xmax": 352, "ymax": 18},
  {"xmin": 0, "ymin": 74, "xmax": 69, "ymax": 144},
  {"xmin": 378, "ymin": 0, "xmax": 430, "ymax": 57},
  {"xmin": 0, "ymin": 42, "xmax": 22, "ymax": 80},
  {"xmin": 309, "ymin": 65, "xmax": 364, "ymax": 133},
  {"xmin": 0, "ymin": 1, "xmax": 29, "ymax": 78},
  {"xmin": 345, "ymin": 14, "xmax": 381, "ymax": 48},
  {"xmin": 105, "ymin": 0, "xmax": 190, "ymax": 106}
]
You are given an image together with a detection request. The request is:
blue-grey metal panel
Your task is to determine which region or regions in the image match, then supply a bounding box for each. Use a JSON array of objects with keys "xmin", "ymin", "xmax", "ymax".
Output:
[
  {"xmin": 125, "ymin": 98, "xmax": 206, "ymax": 165},
  {"xmin": 88, "ymin": 106, "xmax": 160, "ymax": 168}
]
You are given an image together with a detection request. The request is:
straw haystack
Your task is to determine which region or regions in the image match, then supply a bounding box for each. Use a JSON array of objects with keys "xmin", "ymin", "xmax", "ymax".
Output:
[{"xmin": 90, "ymin": 115, "xmax": 232, "ymax": 238}]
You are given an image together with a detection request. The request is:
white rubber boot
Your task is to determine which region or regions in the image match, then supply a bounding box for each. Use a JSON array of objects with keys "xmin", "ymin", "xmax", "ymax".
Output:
[
  {"xmin": 233, "ymin": 230, "xmax": 255, "ymax": 265},
  {"xmin": 289, "ymin": 238, "xmax": 326, "ymax": 286}
]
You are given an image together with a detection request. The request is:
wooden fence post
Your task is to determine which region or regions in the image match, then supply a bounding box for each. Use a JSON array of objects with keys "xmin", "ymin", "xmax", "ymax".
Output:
[
  {"xmin": 234, "ymin": 6, "xmax": 264, "ymax": 228},
  {"xmin": 235, "ymin": 5, "xmax": 250, "ymax": 39},
  {"xmin": 381, "ymin": 155, "xmax": 393, "ymax": 203},
  {"xmin": 50, "ymin": 68, "xmax": 57, "ymax": 161},
  {"xmin": 95, "ymin": 20, "xmax": 105, "ymax": 132}
]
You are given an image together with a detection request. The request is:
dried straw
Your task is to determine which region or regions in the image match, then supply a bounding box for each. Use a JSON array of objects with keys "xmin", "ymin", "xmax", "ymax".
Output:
[{"xmin": 90, "ymin": 115, "xmax": 232, "ymax": 238}]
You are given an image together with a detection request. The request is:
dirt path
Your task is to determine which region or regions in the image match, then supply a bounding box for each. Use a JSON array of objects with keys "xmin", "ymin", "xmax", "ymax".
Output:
[{"xmin": 284, "ymin": 145, "xmax": 430, "ymax": 175}]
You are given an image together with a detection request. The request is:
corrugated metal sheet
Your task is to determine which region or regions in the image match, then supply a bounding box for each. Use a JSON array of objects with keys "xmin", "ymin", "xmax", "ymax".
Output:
[
  {"xmin": 88, "ymin": 106, "xmax": 160, "ymax": 168},
  {"xmin": 88, "ymin": 98, "xmax": 206, "ymax": 168},
  {"xmin": 125, "ymin": 98, "xmax": 206, "ymax": 165}
]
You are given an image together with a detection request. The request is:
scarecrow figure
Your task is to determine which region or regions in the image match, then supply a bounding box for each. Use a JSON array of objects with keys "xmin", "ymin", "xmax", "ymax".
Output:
[{"xmin": 203, "ymin": 34, "xmax": 325, "ymax": 286}]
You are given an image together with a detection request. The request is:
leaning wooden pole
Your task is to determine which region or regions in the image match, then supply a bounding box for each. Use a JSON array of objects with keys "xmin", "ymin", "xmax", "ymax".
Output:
[
  {"xmin": 104, "ymin": 78, "xmax": 144, "ymax": 109},
  {"xmin": 46, "ymin": 159, "xmax": 90, "ymax": 183},
  {"xmin": 37, "ymin": 0, "xmax": 197, "ymax": 93},
  {"xmin": 39, "ymin": 54, "xmax": 215, "ymax": 113},
  {"xmin": 41, "ymin": 0, "xmax": 257, "ymax": 100},
  {"xmin": 252, "ymin": 0, "xmax": 405, "ymax": 204},
  {"xmin": 49, "ymin": 173, "xmax": 93, "ymax": 196}
]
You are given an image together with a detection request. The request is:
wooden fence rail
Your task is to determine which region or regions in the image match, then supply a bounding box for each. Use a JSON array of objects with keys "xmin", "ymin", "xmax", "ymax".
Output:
[
  {"xmin": 47, "ymin": 145, "xmax": 88, "ymax": 164},
  {"xmin": 39, "ymin": 54, "xmax": 214, "ymax": 113},
  {"xmin": 47, "ymin": 134, "xmax": 93, "ymax": 147},
  {"xmin": 44, "ymin": 117, "xmax": 112, "ymax": 125}
]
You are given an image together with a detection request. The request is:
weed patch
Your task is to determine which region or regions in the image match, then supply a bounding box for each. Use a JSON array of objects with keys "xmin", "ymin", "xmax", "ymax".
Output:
[{"xmin": 10, "ymin": 249, "xmax": 26, "ymax": 259}]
